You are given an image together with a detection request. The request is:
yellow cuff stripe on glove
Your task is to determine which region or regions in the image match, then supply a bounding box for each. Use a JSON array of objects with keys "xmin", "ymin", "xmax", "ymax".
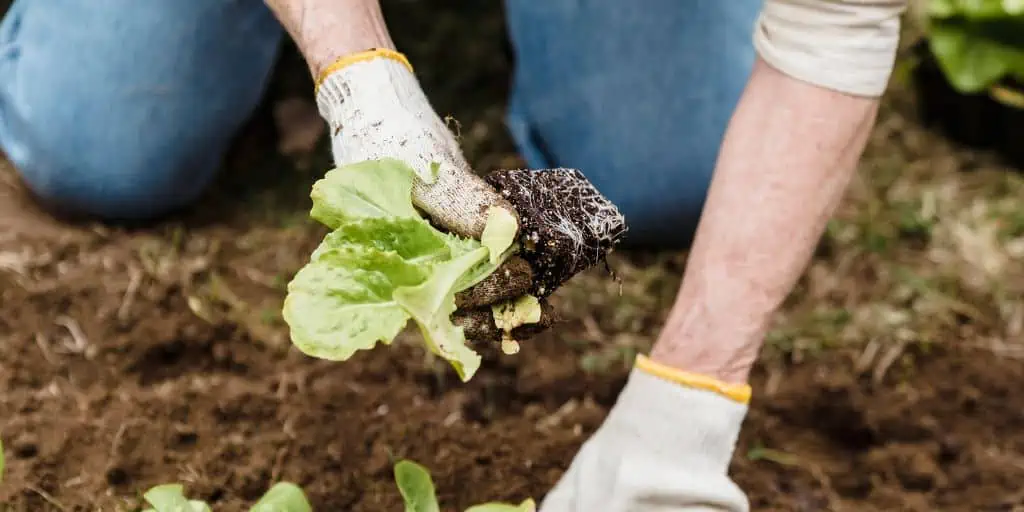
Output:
[
  {"xmin": 314, "ymin": 48, "xmax": 414, "ymax": 93},
  {"xmin": 634, "ymin": 354, "xmax": 752, "ymax": 405}
]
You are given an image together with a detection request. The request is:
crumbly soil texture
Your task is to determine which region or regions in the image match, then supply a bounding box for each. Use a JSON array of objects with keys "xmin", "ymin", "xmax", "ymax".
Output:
[
  {"xmin": 486, "ymin": 168, "xmax": 627, "ymax": 298},
  {"xmin": 3, "ymin": 3, "xmax": 1024, "ymax": 511},
  {"xmin": 3, "ymin": 207, "xmax": 1023, "ymax": 512}
]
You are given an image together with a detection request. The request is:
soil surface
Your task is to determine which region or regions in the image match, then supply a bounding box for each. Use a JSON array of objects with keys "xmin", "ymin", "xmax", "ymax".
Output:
[
  {"xmin": 3, "ymin": 2, "xmax": 1024, "ymax": 512},
  {"xmin": 3, "ymin": 200, "xmax": 1023, "ymax": 512}
]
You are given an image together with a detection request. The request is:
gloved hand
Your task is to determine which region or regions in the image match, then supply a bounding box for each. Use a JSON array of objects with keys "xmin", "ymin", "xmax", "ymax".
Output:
[
  {"xmin": 540, "ymin": 355, "xmax": 753, "ymax": 512},
  {"xmin": 314, "ymin": 49, "xmax": 598, "ymax": 346},
  {"xmin": 316, "ymin": 48, "xmax": 513, "ymax": 240}
]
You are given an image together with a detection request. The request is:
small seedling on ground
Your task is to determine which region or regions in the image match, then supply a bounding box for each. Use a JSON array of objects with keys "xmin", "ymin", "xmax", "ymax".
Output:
[
  {"xmin": 141, "ymin": 482, "xmax": 311, "ymax": 512},
  {"xmin": 394, "ymin": 459, "xmax": 535, "ymax": 512}
]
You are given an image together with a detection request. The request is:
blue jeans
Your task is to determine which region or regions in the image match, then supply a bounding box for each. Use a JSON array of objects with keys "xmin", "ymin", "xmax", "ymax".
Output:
[{"xmin": 0, "ymin": 0, "xmax": 759, "ymax": 249}]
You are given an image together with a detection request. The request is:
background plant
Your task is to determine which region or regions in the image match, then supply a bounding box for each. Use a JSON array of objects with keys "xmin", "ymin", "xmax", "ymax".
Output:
[
  {"xmin": 142, "ymin": 482, "xmax": 311, "ymax": 512},
  {"xmin": 394, "ymin": 459, "xmax": 536, "ymax": 512},
  {"xmin": 926, "ymin": 0, "xmax": 1024, "ymax": 92}
]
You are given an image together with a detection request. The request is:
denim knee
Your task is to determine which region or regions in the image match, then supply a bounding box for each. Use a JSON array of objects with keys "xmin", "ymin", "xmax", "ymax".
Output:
[
  {"xmin": 504, "ymin": 0, "xmax": 761, "ymax": 249},
  {"xmin": 0, "ymin": 0, "xmax": 283, "ymax": 221},
  {"xmin": 3, "ymin": 111, "xmax": 226, "ymax": 221}
]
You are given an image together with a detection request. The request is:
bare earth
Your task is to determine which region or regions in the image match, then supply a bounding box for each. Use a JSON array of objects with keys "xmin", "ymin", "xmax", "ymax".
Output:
[{"xmin": 2, "ymin": 3, "xmax": 1024, "ymax": 511}]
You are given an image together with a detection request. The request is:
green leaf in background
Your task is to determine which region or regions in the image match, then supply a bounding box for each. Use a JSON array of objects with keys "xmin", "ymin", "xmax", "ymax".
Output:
[
  {"xmin": 464, "ymin": 500, "xmax": 538, "ymax": 512},
  {"xmin": 394, "ymin": 460, "xmax": 442, "ymax": 512},
  {"xmin": 928, "ymin": 15, "xmax": 1024, "ymax": 93},
  {"xmin": 284, "ymin": 158, "xmax": 515, "ymax": 381},
  {"xmin": 142, "ymin": 484, "xmax": 212, "ymax": 512},
  {"xmin": 925, "ymin": 0, "xmax": 1024, "ymax": 93},
  {"xmin": 1, "ymin": 438, "xmax": 5, "ymax": 484},
  {"xmin": 929, "ymin": 21, "xmax": 1016, "ymax": 92},
  {"xmin": 249, "ymin": 482, "xmax": 313, "ymax": 512},
  {"xmin": 929, "ymin": 0, "xmax": 1023, "ymax": 19}
]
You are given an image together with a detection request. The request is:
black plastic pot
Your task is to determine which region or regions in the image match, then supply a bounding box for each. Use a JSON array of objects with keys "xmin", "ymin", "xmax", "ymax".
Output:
[{"xmin": 911, "ymin": 41, "xmax": 1024, "ymax": 169}]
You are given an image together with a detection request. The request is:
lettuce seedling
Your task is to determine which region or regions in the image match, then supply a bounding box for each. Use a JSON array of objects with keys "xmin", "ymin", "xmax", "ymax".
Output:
[
  {"xmin": 394, "ymin": 459, "xmax": 536, "ymax": 512},
  {"xmin": 142, "ymin": 482, "xmax": 311, "ymax": 512},
  {"xmin": 283, "ymin": 158, "xmax": 520, "ymax": 381}
]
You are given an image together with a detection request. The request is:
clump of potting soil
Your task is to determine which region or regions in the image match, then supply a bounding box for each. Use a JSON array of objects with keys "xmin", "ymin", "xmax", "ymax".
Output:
[{"xmin": 485, "ymin": 168, "xmax": 627, "ymax": 297}]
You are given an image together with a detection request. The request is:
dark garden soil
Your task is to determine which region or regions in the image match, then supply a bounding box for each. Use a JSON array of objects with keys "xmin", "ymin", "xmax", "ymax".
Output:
[
  {"xmin": 3, "ymin": 2, "xmax": 1024, "ymax": 511},
  {"xmin": 2, "ymin": 202, "xmax": 1022, "ymax": 512}
]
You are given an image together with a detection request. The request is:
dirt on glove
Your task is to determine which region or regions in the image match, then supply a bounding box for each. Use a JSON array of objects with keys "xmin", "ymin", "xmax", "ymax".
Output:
[{"xmin": 485, "ymin": 168, "xmax": 628, "ymax": 297}]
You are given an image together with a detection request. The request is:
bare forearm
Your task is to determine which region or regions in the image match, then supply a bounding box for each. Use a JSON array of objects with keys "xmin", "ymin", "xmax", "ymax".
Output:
[
  {"xmin": 651, "ymin": 58, "xmax": 879, "ymax": 384},
  {"xmin": 264, "ymin": 0, "xmax": 395, "ymax": 78}
]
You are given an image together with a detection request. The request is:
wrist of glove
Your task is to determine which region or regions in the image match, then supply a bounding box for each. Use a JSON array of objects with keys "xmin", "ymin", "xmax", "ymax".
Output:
[
  {"xmin": 315, "ymin": 50, "xmax": 626, "ymax": 349},
  {"xmin": 540, "ymin": 355, "xmax": 753, "ymax": 512}
]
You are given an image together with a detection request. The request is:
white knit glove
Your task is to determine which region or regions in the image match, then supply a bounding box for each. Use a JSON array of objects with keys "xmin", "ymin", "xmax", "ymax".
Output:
[
  {"xmin": 315, "ymin": 49, "xmax": 516, "ymax": 239},
  {"xmin": 540, "ymin": 356, "xmax": 753, "ymax": 512},
  {"xmin": 313, "ymin": 50, "xmax": 576, "ymax": 340}
]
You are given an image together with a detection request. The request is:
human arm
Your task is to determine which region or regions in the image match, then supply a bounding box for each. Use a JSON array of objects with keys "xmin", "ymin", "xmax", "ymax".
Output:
[
  {"xmin": 264, "ymin": 0, "xmax": 395, "ymax": 79},
  {"xmin": 263, "ymin": 0, "xmax": 517, "ymax": 238},
  {"xmin": 264, "ymin": 1, "xmax": 615, "ymax": 350},
  {"xmin": 649, "ymin": 58, "xmax": 879, "ymax": 385},
  {"xmin": 540, "ymin": 59, "xmax": 883, "ymax": 512},
  {"xmin": 541, "ymin": 1, "xmax": 907, "ymax": 510}
]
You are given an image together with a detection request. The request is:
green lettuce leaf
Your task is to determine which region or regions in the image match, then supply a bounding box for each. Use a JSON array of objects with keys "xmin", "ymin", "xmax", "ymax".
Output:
[
  {"xmin": 394, "ymin": 460, "xmax": 442, "ymax": 512},
  {"xmin": 250, "ymin": 482, "xmax": 313, "ymax": 512},
  {"xmin": 393, "ymin": 246, "xmax": 490, "ymax": 379},
  {"xmin": 393, "ymin": 459, "xmax": 535, "ymax": 512},
  {"xmin": 444, "ymin": 232, "xmax": 514, "ymax": 293},
  {"xmin": 284, "ymin": 245, "xmax": 427, "ymax": 361},
  {"xmin": 464, "ymin": 500, "xmax": 537, "ymax": 512},
  {"xmin": 310, "ymin": 158, "xmax": 421, "ymax": 228},
  {"xmin": 143, "ymin": 484, "xmax": 211, "ymax": 512},
  {"xmin": 480, "ymin": 206, "xmax": 518, "ymax": 265},
  {"xmin": 284, "ymin": 158, "xmax": 516, "ymax": 381}
]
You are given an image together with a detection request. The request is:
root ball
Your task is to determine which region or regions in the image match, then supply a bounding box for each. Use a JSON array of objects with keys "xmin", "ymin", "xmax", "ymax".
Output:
[{"xmin": 485, "ymin": 168, "xmax": 627, "ymax": 296}]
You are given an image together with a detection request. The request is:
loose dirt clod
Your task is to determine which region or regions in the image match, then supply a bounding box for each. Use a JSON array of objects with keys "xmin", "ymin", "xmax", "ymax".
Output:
[{"xmin": 485, "ymin": 168, "xmax": 627, "ymax": 297}]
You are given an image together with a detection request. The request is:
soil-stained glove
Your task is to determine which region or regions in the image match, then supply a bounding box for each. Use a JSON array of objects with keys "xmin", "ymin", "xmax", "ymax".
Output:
[
  {"xmin": 316, "ymin": 49, "xmax": 514, "ymax": 239},
  {"xmin": 540, "ymin": 355, "xmax": 753, "ymax": 512},
  {"xmin": 314, "ymin": 50, "xmax": 627, "ymax": 347}
]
